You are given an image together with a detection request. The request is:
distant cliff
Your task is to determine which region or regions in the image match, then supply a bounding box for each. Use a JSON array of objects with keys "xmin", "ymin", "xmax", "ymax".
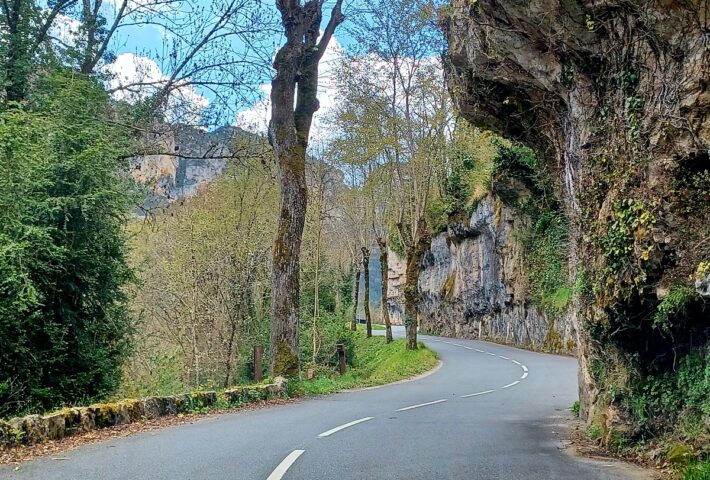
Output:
[{"xmin": 130, "ymin": 125, "xmax": 256, "ymax": 212}]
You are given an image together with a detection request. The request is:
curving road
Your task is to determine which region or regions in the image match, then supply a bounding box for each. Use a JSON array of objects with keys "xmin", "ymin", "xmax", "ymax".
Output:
[{"xmin": 0, "ymin": 328, "xmax": 649, "ymax": 480}]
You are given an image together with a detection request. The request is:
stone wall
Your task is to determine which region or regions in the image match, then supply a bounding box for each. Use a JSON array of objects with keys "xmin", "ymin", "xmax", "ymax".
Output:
[{"xmin": 0, "ymin": 378, "xmax": 287, "ymax": 448}]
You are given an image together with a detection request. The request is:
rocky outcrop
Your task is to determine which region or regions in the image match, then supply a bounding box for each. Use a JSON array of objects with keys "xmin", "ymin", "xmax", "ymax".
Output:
[
  {"xmin": 387, "ymin": 194, "xmax": 574, "ymax": 351},
  {"xmin": 130, "ymin": 125, "xmax": 253, "ymax": 211},
  {"xmin": 387, "ymin": 249, "xmax": 406, "ymax": 326},
  {"xmin": 443, "ymin": 0, "xmax": 709, "ymax": 434},
  {"xmin": 418, "ymin": 194, "xmax": 574, "ymax": 350},
  {"xmin": 0, "ymin": 378, "xmax": 287, "ymax": 448}
]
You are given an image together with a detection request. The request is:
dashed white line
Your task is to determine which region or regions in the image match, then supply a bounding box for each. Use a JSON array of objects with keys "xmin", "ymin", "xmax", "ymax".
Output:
[
  {"xmin": 521, "ymin": 372, "xmax": 529, "ymax": 379},
  {"xmin": 511, "ymin": 360, "xmax": 521, "ymax": 365},
  {"xmin": 522, "ymin": 365, "xmax": 529, "ymax": 373},
  {"xmin": 267, "ymin": 450, "xmax": 305, "ymax": 480},
  {"xmin": 317, "ymin": 417, "xmax": 373, "ymax": 438},
  {"xmin": 498, "ymin": 355, "xmax": 510, "ymax": 360},
  {"xmin": 474, "ymin": 349, "xmax": 484, "ymax": 353},
  {"xmin": 396, "ymin": 399, "xmax": 447, "ymax": 412},
  {"xmin": 501, "ymin": 381, "xmax": 520, "ymax": 389},
  {"xmin": 461, "ymin": 389, "xmax": 496, "ymax": 398}
]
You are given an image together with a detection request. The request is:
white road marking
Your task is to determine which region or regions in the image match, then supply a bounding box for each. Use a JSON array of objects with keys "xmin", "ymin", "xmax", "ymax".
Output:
[
  {"xmin": 521, "ymin": 372, "xmax": 528, "ymax": 379},
  {"xmin": 511, "ymin": 360, "xmax": 521, "ymax": 365},
  {"xmin": 317, "ymin": 417, "xmax": 373, "ymax": 438},
  {"xmin": 474, "ymin": 349, "xmax": 484, "ymax": 353},
  {"xmin": 461, "ymin": 346, "xmax": 473, "ymax": 350},
  {"xmin": 267, "ymin": 450, "xmax": 305, "ymax": 480},
  {"xmin": 501, "ymin": 381, "xmax": 520, "ymax": 389},
  {"xmin": 450, "ymin": 343, "xmax": 464, "ymax": 347},
  {"xmin": 462, "ymin": 389, "xmax": 496, "ymax": 398},
  {"xmin": 396, "ymin": 399, "xmax": 447, "ymax": 412},
  {"xmin": 522, "ymin": 365, "xmax": 529, "ymax": 372},
  {"xmin": 498, "ymin": 355, "xmax": 510, "ymax": 360},
  {"xmin": 486, "ymin": 352, "xmax": 497, "ymax": 356}
]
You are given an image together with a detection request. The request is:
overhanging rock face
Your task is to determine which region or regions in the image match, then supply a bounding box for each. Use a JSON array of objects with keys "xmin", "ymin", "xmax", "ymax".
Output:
[{"xmin": 443, "ymin": 0, "xmax": 709, "ymax": 424}]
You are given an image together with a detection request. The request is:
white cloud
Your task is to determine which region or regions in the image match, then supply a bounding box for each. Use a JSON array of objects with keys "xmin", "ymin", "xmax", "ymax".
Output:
[
  {"xmin": 104, "ymin": 53, "xmax": 209, "ymax": 124},
  {"xmin": 48, "ymin": 13, "xmax": 81, "ymax": 48},
  {"xmin": 236, "ymin": 34, "xmax": 344, "ymax": 145}
]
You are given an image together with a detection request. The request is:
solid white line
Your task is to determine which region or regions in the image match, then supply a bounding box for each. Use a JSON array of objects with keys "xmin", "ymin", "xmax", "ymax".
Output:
[
  {"xmin": 521, "ymin": 372, "xmax": 529, "ymax": 379},
  {"xmin": 522, "ymin": 365, "xmax": 529, "ymax": 372},
  {"xmin": 396, "ymin": 399, "xmax": 447, "ymax": 412},
  {"xmin": 267, "ymin": 450, "xmax": 305, "ymax": 480},
  {"xmin": 462, "ymin": 389, "xmax": 496, "ymax": 398},
  {"xmin": 317, "ymin": 417, "xmax": 373, "ymax": 438},
  {"xmin": 501, "ymin": 381, "xmax": 520, "ymax": 389}
]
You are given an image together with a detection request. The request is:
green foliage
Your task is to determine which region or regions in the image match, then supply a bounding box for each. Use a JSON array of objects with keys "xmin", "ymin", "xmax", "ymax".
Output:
[
  {"xmin": 126, "ymin": 159, "xmax": 276, "ymax": 393},
  {"xmin": 684, "ymin": 458, "xmax": 710, "ymax": 480},
  {"xmin": 524, "ymin": 211, "xmax": 570, "ymax": 314},
  {"xmin": 491, "ymin": 141, "xmax": 571, "ymax": 316},
  {"xmin": 0, "ymin": 70, "xmax": 135, "ymax": 418},
  {"xmin": 653, "ymin": 285, "xmax": 696, "ymax": 334},
  {"xmin": 388, "ymin": 224, "xmax": 405, "ymax": 258},
  {"xmin": 624, "ymin": 349, "xmax": 710, "ymax": 434},
  {"xmin": 572, "ymin": 400, "xmax": 580, "ymax": 417},
  {"xmin": 290, "ymin": 332, "xmax": 438, "ymax": 396},
  {"xmin": 597, "ymin": 198, "xmax": 656, "ymax": 277},
  {"xmin": 299, "ymin": 312, "xmax": 357, "ymax": 368}
]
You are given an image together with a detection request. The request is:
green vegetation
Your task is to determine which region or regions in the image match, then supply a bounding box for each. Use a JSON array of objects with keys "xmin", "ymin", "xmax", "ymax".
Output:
[
  {"xmin": 571, "ymin": 400, "xmax": 580, "ymax": 417},
  {"xmin": 0, "ymin": 71, "xmax": 135, "ymax": 418},
  {"xmin": 490, "ymin": 141, "xmax": 571, "ymax": 317},
  {"xmin": 426, "ymin": 121, "xmax": 496, "ymax": 231},
  {"xmin": 290, "ymin": 332, "xmax": 438, "ymax": 396},
  {"xmin": 624, "ymin": 350, "xmax": 710, "ymax": 435},
  {"xmin": 356, "ymin": 323, "xmax": 386, "ymax": 332},
  {"xmin": 684, "ymin": 459, "xmax": 710, "ymax": 480}
]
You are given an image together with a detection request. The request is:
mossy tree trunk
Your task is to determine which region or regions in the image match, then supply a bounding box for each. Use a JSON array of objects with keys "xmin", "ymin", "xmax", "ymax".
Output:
[
  {"xmin": 399, "ymin": 216, "xmax": 430, "ymax": 350},
  {"xmin": 268, "ymin": 0, "xmax": 344, "ymax": 377},
  {"xmin": 362, "ymin": 246, "xmax": 372, "ymax": 337},
  {"xmin": 351, "ymin": 264, "xmax": 361, "ymax": 332},
  {"xmin": 377, "ymin": 237, "xmax": 393, "ymax": 343}
]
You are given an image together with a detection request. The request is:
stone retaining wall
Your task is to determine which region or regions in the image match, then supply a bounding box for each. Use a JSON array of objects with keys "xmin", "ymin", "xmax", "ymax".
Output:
[{"xmin": 0, "ymin": 377, "xmax": 287, "ymax": 448}]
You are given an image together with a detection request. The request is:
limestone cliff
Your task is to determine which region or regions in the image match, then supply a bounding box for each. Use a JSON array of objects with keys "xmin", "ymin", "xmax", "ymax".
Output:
[
  {"xmin": 387, "ymin": 193, "xmax": 574, "ymax": 350},
  {"xmin": 419, "ymin": 194, "xmax": 575, "ymax": 350},
  {"xmin": 443, "ymin": 0, "xmax": 709, "ymax": 444},
  {"xmin": 130, "ymin": 125, "xmax": 250, "ymax": 210}
]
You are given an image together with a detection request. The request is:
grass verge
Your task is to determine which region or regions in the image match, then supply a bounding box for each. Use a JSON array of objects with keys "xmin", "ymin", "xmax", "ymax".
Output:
[
  {"xmin": 290, "ymin": 332, "xmax": 438, "ymax": 396},
  {"xmin": 355, "ymin": 323, "xmax": 387, "ymax": 332},
  {"xmin": 683, "ymin": 459, "xmax": 710, "ymax": 480}
]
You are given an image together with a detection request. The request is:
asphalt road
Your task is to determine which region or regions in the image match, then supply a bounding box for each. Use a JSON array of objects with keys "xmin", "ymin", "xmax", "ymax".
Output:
[{"xmin": 0, "ymin": 328, "xmax": 650, "ymax": 480}]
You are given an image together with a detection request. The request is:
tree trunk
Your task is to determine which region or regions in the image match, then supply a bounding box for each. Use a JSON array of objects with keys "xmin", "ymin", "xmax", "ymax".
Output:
[
  {"xmin": 268, "ymin": 1, "xmax": 344, "ymax": 376},
  {"xmin": 377, "ymin": 238, "xmax": 393, "ymax": 343},
  {"xmin": 403, "ymin": 217, "xmax": 430, "ymax": 350},
  {"xmin": 362, "ymin": 246, "xmax": 372, "ymax": 337},
  {"xmin": 351, "ymin": 265, "xmax": 361, "ymax": 332},
  {"xmin": 312, "ymin": 210, "xmax": 322, "ymax": 365}
]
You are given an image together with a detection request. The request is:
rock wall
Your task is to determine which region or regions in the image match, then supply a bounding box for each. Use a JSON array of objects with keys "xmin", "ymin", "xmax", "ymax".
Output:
[
  {"xmin": 388, "ymin": 194, "xmax": 574, "ymax": 350},
  {"xmin": 130, "ymin": 125, "xmax": 246, "ymax": 211},
  {"xmin": 443, "ymin": 0, "xmax": 709, "ymax": 431}
]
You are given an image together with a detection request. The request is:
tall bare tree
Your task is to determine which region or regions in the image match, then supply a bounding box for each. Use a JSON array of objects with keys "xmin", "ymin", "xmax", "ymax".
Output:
[{"xmin": 268, "ymin": 0, "xmax": 344, "ymax": 376}]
